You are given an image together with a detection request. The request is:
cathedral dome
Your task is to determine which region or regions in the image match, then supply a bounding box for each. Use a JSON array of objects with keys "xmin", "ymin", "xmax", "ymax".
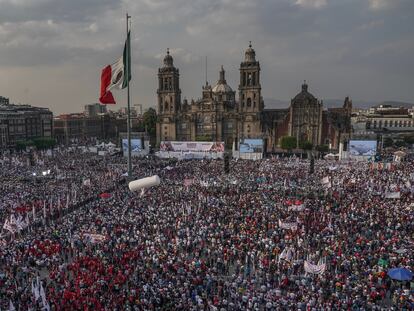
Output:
[
  {"xmin": 212, "ymin": 66, "xmax": 233, "ymax": 93},
  {"xmin": 163, "ymin": 48, "xmax": 174, "ymax": 67},
  {"xmin": 244, "ymin": 41, "xmax": 256, "ymax": 62},
  {"xmin": 293, "ymin": 80, "xmax": 316, "ymax": 101}
]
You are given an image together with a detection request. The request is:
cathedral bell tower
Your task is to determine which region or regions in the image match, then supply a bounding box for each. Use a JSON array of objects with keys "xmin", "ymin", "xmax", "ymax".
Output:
[
  {"xmin": 238, "ymin": 42, "xmax": 263, "ymax": 140},
  {"xmin": 239, "ymin": 42, "xmax": 262, "ymax": 113},
  {"xmin": 157, "ymin": 49, "xmax": 181, "ymax": 143}
]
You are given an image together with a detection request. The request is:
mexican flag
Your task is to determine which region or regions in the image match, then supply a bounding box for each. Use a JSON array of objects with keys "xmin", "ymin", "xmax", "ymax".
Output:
[{"xmin": 99, "ymin": 31, "xmax": 131, "ymax": 104}]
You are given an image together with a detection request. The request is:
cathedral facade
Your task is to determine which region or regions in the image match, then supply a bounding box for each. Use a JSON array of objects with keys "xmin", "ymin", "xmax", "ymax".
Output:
[{"xmin": 156, "ymin": 45, "xmax": 351, "ymax": 152}]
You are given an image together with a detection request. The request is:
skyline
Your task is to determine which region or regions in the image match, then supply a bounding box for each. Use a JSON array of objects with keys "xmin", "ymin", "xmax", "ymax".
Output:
[{"xmin": 0, "ymin": 0, "xmax": 413, "ymax": 114}]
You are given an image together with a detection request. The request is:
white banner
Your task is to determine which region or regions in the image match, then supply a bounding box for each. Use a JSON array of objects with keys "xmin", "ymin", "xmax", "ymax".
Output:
[
  {"xmin": 384, "ymin": 191, "xmax": 400, "ymax": 199},
  {"xmin": 160, "ymin": 141, "xmax": 224, "ymax": 152},
  {"xmin": 304, "ymin": 259, "xmax": 326, "ymax": 274},
  {"xmin": 278, "ymin": 220, "xmax": 298, "ymax": 230}
]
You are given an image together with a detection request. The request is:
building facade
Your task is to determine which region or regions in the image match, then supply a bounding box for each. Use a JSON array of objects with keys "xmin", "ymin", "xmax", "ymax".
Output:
[
  {"xmin": 84, "ymin": 103, "xmax": 107, "ymax": 117},
  {"xmin": 0, "ymin": 98, "xmax": 53, "ymax": 149},
  {"xmin": 156, "ymin": 45, "xmax": 351, "ymax": 152},
  {"xmin": 53, "ymin": 112, "xmax": 143, "ymax": 144},
  {"xmin": 351, "ymin": 104, "xmax": 414, "ymax": 142}
]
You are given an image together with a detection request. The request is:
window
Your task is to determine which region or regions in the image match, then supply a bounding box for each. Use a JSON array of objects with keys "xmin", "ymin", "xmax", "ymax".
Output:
[
  {"xmin": 378, "ymin": 120, "xmax": 382, "ymax": 128},
  {"xmin": 252, "ymin": 72, "xmax": 256, "ymax": 85},
  {"xmin": 247, "ymin": 73, "xmax": 252, "ymax": 85},
  {"xmin": 384, "ymin": 120, "xmax": 388, "ymax": 127},
  {"xmin": 373, "ymin": 120, "xmax": 377, "ymax": 128},
  {"xmin": 247, "ymin": 98, "xmax": 252, "ymax": 107},
  {"xmin": 399, "ymin": 120, "xmax": 402, "ymax": 127},
  {"xmin": 243, "ymin": 73, "xmax": 246, "ymax": 86},
  {"xmin": 227, "ymin": 122, "xmax": 233, "ymax": 129},
  {"xmin": 165, "ymin": 102, "xmax": 169, "ymax": 111}
]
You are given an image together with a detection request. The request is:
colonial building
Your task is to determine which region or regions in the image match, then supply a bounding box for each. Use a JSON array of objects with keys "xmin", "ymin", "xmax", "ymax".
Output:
[
  {"xmin": 351, "ymin": 104, "xmax": 414, "ymax": 141},
  {"xmin": 0, "ymin": 98, "xmax": 53, "ymax": 149},
  {"xmin": 156, "ymin": 45, "xmax": 351, "ymax": 152}
]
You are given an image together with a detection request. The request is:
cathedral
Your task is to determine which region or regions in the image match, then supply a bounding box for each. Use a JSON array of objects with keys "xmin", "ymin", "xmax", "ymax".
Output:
[{"xmin": 156, "ymin": 44, "xmax": 351, "ymax": 152}]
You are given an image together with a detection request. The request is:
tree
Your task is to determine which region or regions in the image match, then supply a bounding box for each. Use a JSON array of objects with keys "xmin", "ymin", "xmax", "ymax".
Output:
[
  {"xmin": 316, "ymin": 145, "xmax": 329, "ymax": 153},
  {"xmin": 33, "ymin": 138, "xmax": 56, "ymax": 150},
  {"xmin": 15, "ymin": 140, "xmax": 33, "ymax": 151},
  {"xmin": 143, "ymin": 108, "xmax": 157, "ymax": 137},
  {"xmin": 280, "ymin": 136, "xmax": 297, "ymax": 153},
  {"xmin": 300, "ymin": 140, "xmax": 313, "ymax": 151}
]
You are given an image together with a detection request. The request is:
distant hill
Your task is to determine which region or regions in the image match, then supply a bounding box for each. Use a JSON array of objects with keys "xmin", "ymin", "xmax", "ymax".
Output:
[{"xmin": 264, "ymin": 98, "xmax": 413, "ymax": 110}]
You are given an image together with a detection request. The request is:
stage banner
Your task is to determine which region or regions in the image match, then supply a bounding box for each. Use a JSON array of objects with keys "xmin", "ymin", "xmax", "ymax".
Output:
[
  {"xmin": 160, "ymin": 141, "xmax": 224, "ymax": 152},
  {"xmin": 239, "ymin": 139, "xmax": 264, "ymax": 153}
]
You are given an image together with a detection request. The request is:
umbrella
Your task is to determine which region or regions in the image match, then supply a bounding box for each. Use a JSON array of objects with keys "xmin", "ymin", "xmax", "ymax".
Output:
[{"xmin": 387, "ymin": 268, "xmax": 413, "ymax": 281}]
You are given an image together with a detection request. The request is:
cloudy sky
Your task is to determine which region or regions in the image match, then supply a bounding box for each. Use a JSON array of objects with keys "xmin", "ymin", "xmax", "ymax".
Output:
[{"xmin": 0, "ymin": 0, "xmax": 413, "ymax": 114}]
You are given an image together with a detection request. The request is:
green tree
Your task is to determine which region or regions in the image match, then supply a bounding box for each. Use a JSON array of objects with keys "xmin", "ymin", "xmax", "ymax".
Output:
[
  {"xmin": 280, "ymin": 136, "xmax": 297, "ymax": 153},
  {"xmin": 316, "ymin": 145, "xmax": 329, "ymax": 153},
  {"xmin": 15, "ymin": 140, "xmax": 34, "ymax": 151},
  {"xmin": 300, "ymin": 140, "xmax": 313, "ymax": 151},
  {"xmin": 33, "ymin": 138, "xmax": 56, "ymax": 150},
  {"xmin": 143, "ymin": 108, "xmax": 157, "ymax": 137}
]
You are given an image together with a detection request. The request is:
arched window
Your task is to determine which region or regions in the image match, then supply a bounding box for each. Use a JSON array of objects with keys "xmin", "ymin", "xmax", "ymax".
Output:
[
  {"xmin": 243, "ymin": 73, "xmax": 246, "ymax": 86},
  {"xmin": 164, "ymin": 101, "xmax": 169, "ymax": 111},
  {"xmin": 247, "ymin": 98, "xmax": 252, "ymax": 107},
  {"xmin": 247, "ymin": 73, "xmax": 252, "ymax": 86},
  {"xmin": 252, "ymin": 72, "xmax": 256, "ymax": 85}
]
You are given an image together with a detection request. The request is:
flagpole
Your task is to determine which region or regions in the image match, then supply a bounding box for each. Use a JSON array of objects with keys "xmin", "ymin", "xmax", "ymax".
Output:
[{"xmin": 126, "ymin": 13, "xmax": 132, "ymax": 180}]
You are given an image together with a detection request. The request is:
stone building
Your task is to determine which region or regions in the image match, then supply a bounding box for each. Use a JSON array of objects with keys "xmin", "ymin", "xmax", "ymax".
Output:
[
  {"xmin": 156, "ymin": 45, "xmax": 351, "ymax": 152},
  {"xmin": 288, "ymin": 81, "xmax": 323, "ymax": 147},
  {"xmin": 0, "ymin": 99, "xmax": 53, "ymax": 149},
  {"xmin": 156, "ymin": 44, "xmax": 263, "ymax": 147}
]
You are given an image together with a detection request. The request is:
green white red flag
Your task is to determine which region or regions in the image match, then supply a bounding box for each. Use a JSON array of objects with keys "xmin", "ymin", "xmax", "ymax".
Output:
[{"xmin": 99, "ymin": 31, "xmax": 131, "ymax": 104}]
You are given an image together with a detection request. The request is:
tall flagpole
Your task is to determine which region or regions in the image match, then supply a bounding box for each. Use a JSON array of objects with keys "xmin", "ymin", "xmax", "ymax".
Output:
[{"xmin": 126, "ymin": 13, "xmax": 132, "ymax": 179}]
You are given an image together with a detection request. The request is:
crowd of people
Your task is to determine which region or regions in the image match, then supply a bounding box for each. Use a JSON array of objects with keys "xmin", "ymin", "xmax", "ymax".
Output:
[{"xmin": 0, "ymin": 147, "xmax": 413, "ymax": 310}]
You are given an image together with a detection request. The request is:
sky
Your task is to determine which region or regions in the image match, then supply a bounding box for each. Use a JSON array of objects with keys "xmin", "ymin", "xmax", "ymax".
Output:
[{"xmin": 0, "ymin": 0, "xmax": 413, "ymax": 114}]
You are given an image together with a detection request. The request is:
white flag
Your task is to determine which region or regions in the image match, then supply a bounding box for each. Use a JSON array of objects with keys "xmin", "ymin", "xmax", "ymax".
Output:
[{"xmin": 9, "ymin": 300, "xmax": 16, "ymax": 311}]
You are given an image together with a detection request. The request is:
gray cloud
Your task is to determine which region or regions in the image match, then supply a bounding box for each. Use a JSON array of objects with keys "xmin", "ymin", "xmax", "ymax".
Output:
[{"xmin": 0, "ymin": 0, "xmax": 413, "ymax": 114}]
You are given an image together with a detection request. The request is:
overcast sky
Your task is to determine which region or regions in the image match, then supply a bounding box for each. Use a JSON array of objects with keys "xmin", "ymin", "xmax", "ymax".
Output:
[{"xmin": 0, "ymin": 0, "xmax": 413, "ymax": 114}]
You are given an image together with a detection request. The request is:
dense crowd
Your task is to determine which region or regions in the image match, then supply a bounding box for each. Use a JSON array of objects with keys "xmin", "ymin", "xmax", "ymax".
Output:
[{"xmin": 0, "ymin": 148, "xmax": 413, "ymax": 310}]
